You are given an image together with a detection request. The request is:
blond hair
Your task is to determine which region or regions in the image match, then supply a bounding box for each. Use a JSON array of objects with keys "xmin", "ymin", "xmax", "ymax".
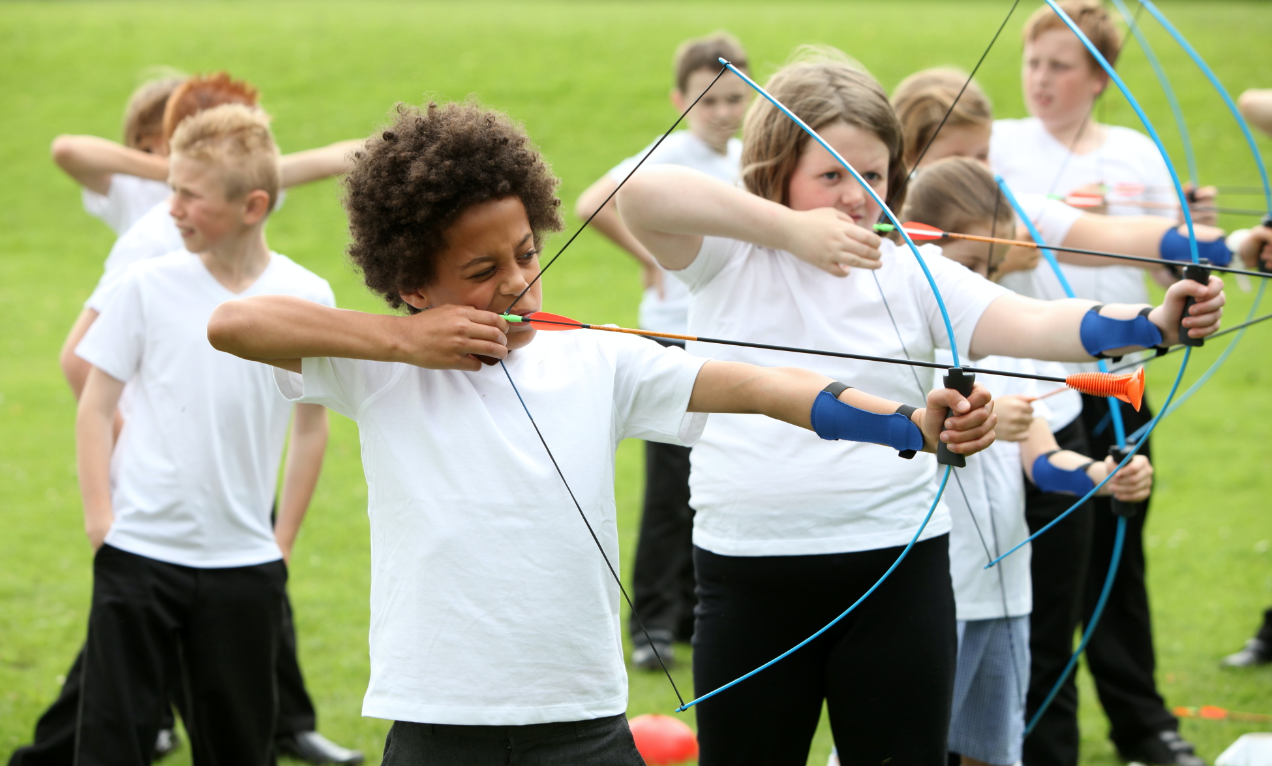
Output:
[
  {"xmin": 900, "ymin": 157, "xmax": 1014, "ymax": 244},
  {"xmin": 1023, "ymin": 0, "xmax": 1122, "ymax": 70},
  {"xmin": 892, "ymin": 68, "xmax": 993, "ymax": 169},
  {"xmin": 122, "ymin": 75, "xmax": 185, "ymax": 150},
  {"xmin": 169, "ymin": 104, "xmax": 280, "ymax": 211},
  {"xmin": 673, "ymin": 32, "xmax": 748, "ymax": 94},
  {"xmin": 741, "ymin": 50, "xmax": 907, "ymax": 210}
]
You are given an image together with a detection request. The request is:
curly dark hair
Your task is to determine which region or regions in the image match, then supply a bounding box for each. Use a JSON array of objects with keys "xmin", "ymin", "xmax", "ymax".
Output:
[{"xmin": 343, "ymin": 100, "xmax": 564, "ymax": 312}]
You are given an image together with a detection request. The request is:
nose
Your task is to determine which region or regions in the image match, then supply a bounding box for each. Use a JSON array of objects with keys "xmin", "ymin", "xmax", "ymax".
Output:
[
  {"xmin": 168, "ymin": 193, "xmax": 181, "ymax": 219},
  {"xmin": 840, "ymin": 179, "xmax": 868, "ymax": 209}
]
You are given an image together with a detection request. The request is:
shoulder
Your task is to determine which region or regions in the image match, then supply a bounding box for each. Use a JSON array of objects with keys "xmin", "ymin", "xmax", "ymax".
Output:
[
  {"xmin": 990, "ymin": 118, "xmax": 1037, "ymax": 141},
  {"xmin": 1103, "ymin": 125, "xmax": 1160, "ymax": 156},
  {"xmin": 264, "ymin": 253, "xmax": 336, "ymax": 305}
]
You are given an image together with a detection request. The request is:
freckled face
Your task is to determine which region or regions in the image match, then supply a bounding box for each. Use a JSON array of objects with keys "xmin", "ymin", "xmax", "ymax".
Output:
[
  {"xmin": 1023, "ymin": 29, "xmax": 1107, "ymax": 121},
  {"xmin": 785, "ymin": 121, "xmax": 890, "ymax": 224},
  {"xmin": 419, "ymin": 196, "xmax": 543, "ymax": 351}
]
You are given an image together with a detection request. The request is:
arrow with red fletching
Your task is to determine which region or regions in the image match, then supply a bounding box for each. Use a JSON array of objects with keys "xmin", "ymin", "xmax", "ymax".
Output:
[{"xmin": 502, "ymin": 311, "xmax": 1145, "ymax": 409}]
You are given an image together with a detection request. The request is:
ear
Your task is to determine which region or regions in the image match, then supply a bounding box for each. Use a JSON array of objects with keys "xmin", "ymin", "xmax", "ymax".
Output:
[
  {"xmin": 399, "ymin": 288, "xmax": 431, "ymax": 311},
  {"xmin": 670, "ymin": 88, "xmax": 687, "ymax": 113},
  {"xmin": 1092, "ymin": 69, "xmax": 1110, "ymax": 97},
  {"xmin": 242, "ymin": 189, "xmax": 272, "ymax": 226}
]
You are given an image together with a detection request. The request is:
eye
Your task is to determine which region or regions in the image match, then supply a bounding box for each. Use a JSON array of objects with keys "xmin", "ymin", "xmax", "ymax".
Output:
[
  {"xmin": 821, "ymin": 170, "xmax": 841, "ymax": 182},
  {"xmin": 517, "ymin": 249, "xmax": 538, "ymax": 263},
  {"xmin": 862, "ymin": 171, "xmax": 884, "ymax": 183}
]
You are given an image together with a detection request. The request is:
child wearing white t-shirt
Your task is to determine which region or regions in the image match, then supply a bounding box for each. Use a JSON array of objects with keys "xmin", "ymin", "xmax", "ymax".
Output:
[
  {"xmin": 990, "ymin": 6, "xmax": 1213, "ymax": 763},
  {"xmin": 618, "ymin": 53, "xmax": 1222, "ymax": 765},
  {"xmin": 208, "ymin": 100, "xmax": 1000, "ymax": 766},
  {"xmin": 903, "ymin": 159, "xmax": 1153, "ymax": 766},
  {"xmin": 573, "ymin": 31, "xmax": 752, "ymax": 672},
  {"xmin": 59, "ymin": 106, "xmax": 335, "ymax": 764}
]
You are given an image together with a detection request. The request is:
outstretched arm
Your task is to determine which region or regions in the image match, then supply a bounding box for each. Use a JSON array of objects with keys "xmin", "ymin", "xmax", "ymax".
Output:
[
  {"xmin": 279, "ymin": 139, "xmax": 363, "ymax": 188},
  {"xmin": 274, "ymin": 403, "xmax": 328, "ymax": 564},
  {"xmin": 970, "ymin": 275, "xmax": 1224, "ymax": 361},
  {"xmin": 686, "ymin": 360, "xmax": 997, "ymax": 456},
  {"xmin": 50, "ymin": 135, "xmax": 168, "ymax": 195},
  {"xmin": 1019, "ymin": 417, "xmax": 1152, "ymax": 501},
  {"xmin": 208, "ymin": 296, "xmax": 512, "ymax": 373},
  {"xmin": 618, "ymin": 165, "xmax": 882, "ymax": 275},
  {"xmin": 1047, "ymin": 216, "xmax": 1227, "ymax": 267}
]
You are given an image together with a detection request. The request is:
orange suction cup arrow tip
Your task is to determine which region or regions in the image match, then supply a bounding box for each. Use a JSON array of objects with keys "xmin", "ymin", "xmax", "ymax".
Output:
[
  {"xmin": 898, "ymin": 221, "xmax": 944, "ymax": 240},
  {"xmin": 1064, "ymin": 367, "xmax": 1145, "ymax": 411},
  {"xmin": 516, "ymin": 311, "xmax": 584, "ymax": 331}
]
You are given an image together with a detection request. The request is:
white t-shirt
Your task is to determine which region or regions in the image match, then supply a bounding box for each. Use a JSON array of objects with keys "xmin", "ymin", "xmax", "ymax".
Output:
[
  {"xmin": 86, "ymin": 192, "xmax": 286, "ymax": 312},
  {"xmin": 76, "ymin": 251, "xmax": 335, "ymax": 568},
  {"xmin": 937, "ymin": 352, "xmax": 1048, "ymax": 620},
  {"xmin": 81, "ymin": 175, "xmax": 171, "ymax": 236},
  {"xmin": 608, "ymin": 131, "xmax": 742, "ymax": 334},
  {"xmin": 273, "ymin": 331, "xmax": 707, "ymax": 726},
  {"xmin": 992, "ymin": 117, "xmax": 1173, "ymax": 309},
  {"xmin": 675, "ymin": 236, "xmax": 1010, "ymax": 557}
]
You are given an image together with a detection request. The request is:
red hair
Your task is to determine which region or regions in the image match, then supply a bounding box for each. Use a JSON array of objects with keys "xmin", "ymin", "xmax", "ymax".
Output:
[{"xmin": 162, "ymin": 72, "xmax": 259, "ymax": 141}]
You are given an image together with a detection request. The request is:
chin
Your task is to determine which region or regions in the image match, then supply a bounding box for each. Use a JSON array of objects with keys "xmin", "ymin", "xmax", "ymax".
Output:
[{"xmin": 507, "ymin": 327, "xmax": 538, "ymax": 351}]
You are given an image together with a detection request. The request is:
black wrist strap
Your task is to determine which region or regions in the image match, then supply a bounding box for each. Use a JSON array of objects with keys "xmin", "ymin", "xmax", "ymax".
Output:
[
  {"xmin": 822, "ymin": 381, "xmax": 852, "ymax": 398},
  {"xmin": 894, "ymin": 403, "xmax": 919, "ymax": 460}
]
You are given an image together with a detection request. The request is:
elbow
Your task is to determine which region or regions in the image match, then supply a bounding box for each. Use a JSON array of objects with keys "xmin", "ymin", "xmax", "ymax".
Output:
[
  {"xmin": 50, "ymin": 135, "xmax": 78, "ymax": 169},
  {"xmin": 207, "ymin": 302, "xmax": 250, "ymax": 355}
]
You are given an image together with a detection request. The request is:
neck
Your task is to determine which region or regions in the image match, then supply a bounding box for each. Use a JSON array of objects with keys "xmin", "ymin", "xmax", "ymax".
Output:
[
  {"xmin": 1040, "ymin": 108, "xmax": 1101, "ymax": 153},
  {"xmin": 691, "ymin": 126, "xmax": 730, "ymax": 155},
  {"xmin": 200, "ymin": 227, "xmax": 271, "ymax": 293}
]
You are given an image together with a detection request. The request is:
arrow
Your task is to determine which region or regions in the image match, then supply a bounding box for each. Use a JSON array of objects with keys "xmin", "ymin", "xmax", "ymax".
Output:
[
  {"xmin": 873, "ymin": 221, "xmax": 1272, "ymax": 280},
  {"xmin": 1056, "ymin": 193, "xmax": 1266, "ymax": 218},
  {"xmin": 1174, "ymin": 705, "xmax": 1272, "ymax": 724},
  {"xmin": 502, "ymin": 311, "xmax": 1146, "ymax": 409}
]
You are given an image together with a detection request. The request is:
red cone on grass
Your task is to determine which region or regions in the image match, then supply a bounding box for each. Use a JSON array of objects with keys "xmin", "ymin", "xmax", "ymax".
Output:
[{"xmin": 628, "ymin": 714, "xmax": 698, "ymax": 765}]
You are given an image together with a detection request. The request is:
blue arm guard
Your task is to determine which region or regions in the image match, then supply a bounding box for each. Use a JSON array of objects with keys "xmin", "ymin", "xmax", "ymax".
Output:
[
  {"xmin": 1160, "ymin": 227, "xmax": 1232, "ymax": 266},
  {"xmin": 809, "ymin": 390, "xmax": 924, "ymax": 456},
  {"xmin": 1031, "ymin": 451, "xmax": 1096, "ymax": 496},
  {"xmin": 1079, "ymin": 306, "xmax": 1164, "ymax": 359}
]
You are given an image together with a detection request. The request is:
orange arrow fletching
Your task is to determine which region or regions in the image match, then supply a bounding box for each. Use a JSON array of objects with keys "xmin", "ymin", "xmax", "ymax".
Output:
[
  {"xmin": 1064, "ymin": 367, "xmax": 1145, "ymax": 410},
  {"xmin": 1064, "ymin": 194, "xmax": 1104, "ymax": 208},
  {"xmin": 898, "ymin": 221, "xmax": 945, "ymax": 240},
  {"xmin": 520, "ymin": 311, "xmax": 584, "ymax": 331}
]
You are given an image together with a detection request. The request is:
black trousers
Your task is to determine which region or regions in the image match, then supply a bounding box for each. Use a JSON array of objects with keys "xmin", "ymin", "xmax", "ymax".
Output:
[
  {"xmin": 1023, "ymin": 416, "xmax": 1095, "ymax": 766},
  {"xmin": 1079, "ymin": 394, "xmax": 1175, "ymax": 751},
  {"xmin": 628, "ymin": 440, "xmax": 696, "ymax": 645},
  {"xmin": 692, "ymin": 536, "xmax": 957, "ymax": 766},
  {"xmin": 18, "ymin": 546, "xmax": 287, "ymax": 766},
  {"xmin": 380, "ymin": 714, "xmax": 644, "ymax": 765},
  {"xmin": 1259, "ymin": 608, "xmax": 1272, "ymax": 644},
  {"xmin": 9, "ymin": 589, "xmax": 314, "ymax": 766}
]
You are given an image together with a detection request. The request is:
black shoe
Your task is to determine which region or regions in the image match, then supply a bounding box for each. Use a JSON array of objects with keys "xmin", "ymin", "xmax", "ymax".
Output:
[
  {"xmin": 1119, "ymin": 730, "xmax": 1206, "ymax": 766},
  {"xmin": 1221, "ymin": 637, "xmax": 1272, "ymax": 667},
  {"xmin": 631, "ymin": 640, "xmax": 675, "ymax": 671},
  {"xmin": 153, "ymin": 728, "xmax": 180, "ymax": 761},
  {"xmin": 276, "ymin": 731, "xmax": 364, "ymax": 765}
]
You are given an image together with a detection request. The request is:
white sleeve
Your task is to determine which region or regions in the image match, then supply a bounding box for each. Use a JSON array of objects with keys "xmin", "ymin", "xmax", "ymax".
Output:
[
  {"xmin": 918, "ymin": 245, "xmax": 1011, "ymax": 356},
  {"xmin": 605, "ymin": 137, "xmax": 662, "ymax": 184},
  {"xmin": 81, "ymin": 184, "xmax": 126, "ymax": 234},
  {"xmin": 75, "ymin": 273, "xmax": 146, "ymax": 383},
  {"xmin": 1028, "ymin": 196, "xmax": 1083, "ymax": 247},
  {"xmin": 671, "ymin": 236, "xmax": 741, "ymax": 292},
  {"xmin": 273, "ymin": 357, "xmax": 404, "ymax": 421},
  {"xmin": 611, "ymin": 335, "xmax": 708, "ymax": 445}
]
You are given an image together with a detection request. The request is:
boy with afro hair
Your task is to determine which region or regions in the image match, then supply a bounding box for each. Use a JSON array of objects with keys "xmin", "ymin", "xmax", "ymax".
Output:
[{"xmin": 208, "ymin": 99, "xmax": 997, "ymax": 764}]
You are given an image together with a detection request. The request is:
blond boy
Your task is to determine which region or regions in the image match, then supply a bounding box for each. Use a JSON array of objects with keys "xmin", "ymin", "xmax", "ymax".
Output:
[{"xmin": 70, "ymin": 104, "xmax": 333, "ymax": 765}]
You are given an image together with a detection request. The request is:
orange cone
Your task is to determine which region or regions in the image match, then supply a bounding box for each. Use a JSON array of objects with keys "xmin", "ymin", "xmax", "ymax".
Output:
[
  {"xmin": 628, "ymin": 714, "xmax": 698, "ymax": 765},
  {"xmin": 1065, "ymin": 367, "xmax": 1145, "ymax": 410}
]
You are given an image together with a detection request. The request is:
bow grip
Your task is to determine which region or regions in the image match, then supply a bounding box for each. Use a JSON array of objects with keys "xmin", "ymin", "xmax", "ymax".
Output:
[
  {"xmin": 1107, "ymin": 445, "xmax": 1139, "ymax": 518},
  {"xmin": 936, "ymin": 368, "xmax": 976, "ymax": 468},
  {"xmin": 1178, "ymin": 259, "xmax": 1211, "ymax": 348}
]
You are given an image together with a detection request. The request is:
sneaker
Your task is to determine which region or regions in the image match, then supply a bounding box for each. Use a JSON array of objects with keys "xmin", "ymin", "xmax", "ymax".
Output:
[
  {"xmin": 631, "ymin": 640, "xmax": 675, "ymax": 671},
  {"xmin": 1118, "ymin": 730, "xmax": 1206, "ymax": 766},
  {"xmin": 1221, "ymin": 637, "xmax": 1271, "ymax": 667},
  {"xmin": 276, "ymin": 731, "xmax": 364, "ymax": 765},
  {"xmin": 153, "ymin": 728, "xmax": 180, "ymax": 761}
]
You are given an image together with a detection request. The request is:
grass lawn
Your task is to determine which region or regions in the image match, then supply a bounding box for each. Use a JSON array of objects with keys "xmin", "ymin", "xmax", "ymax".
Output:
[{"xmin": 2, "ymin": 2, "xmax": 1271, "ymax": 764}]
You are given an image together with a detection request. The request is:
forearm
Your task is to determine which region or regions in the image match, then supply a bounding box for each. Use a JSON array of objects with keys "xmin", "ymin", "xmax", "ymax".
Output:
[
  {"xmin": 619, "ymin": 166, "xmax": 796, "ymax": 268},
  {"xmin": 686, "ymin": 361, "xmax": 900, "ymax": 430},
  {"xmin": 275, "ymin": 405, "xmax": 328, "ymax": 559},
  {"xmin": 76, "ymin": 371, "xmax": 125, "ymax": 547},
  {"xmin": 51, "ymin": 135, "xmax": 168, "ymax": 191},
  {"xmin": 208, "ymin": 296, "xmax": 406, "ymax": 368},
  {"xmin": 576, "ymin": 183, "xmax": 661, "ymax": 269},
  {"xmin": 279, "ymin": 139, "xmax": 363, "ymax": 187},
  {"xmin": 971, "ymin": 293, "xmax": 1160, "ymax": 361},
  {"xmin": 1059, "ymin": 215, "xmax": 1226, "ymax": 266},
  {"xmin": 1018, "ymin": 417, "xmax": 1061, "ymax": 469}
]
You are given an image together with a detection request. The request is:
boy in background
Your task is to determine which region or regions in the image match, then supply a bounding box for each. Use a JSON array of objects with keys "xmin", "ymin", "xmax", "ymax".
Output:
[
  {"xmin": 73, "ymin": 104, "xmax": 333, "ymax": 765},
  {"xmin": 573, "ymin": 32, "xmax": 751, "ymax": 670}
]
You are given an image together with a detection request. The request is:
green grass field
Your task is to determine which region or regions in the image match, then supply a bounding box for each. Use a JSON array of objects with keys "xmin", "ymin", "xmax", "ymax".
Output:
[{"xmin": 2, "ymin": 2, "xmax": 1271, "ymax": 764}]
